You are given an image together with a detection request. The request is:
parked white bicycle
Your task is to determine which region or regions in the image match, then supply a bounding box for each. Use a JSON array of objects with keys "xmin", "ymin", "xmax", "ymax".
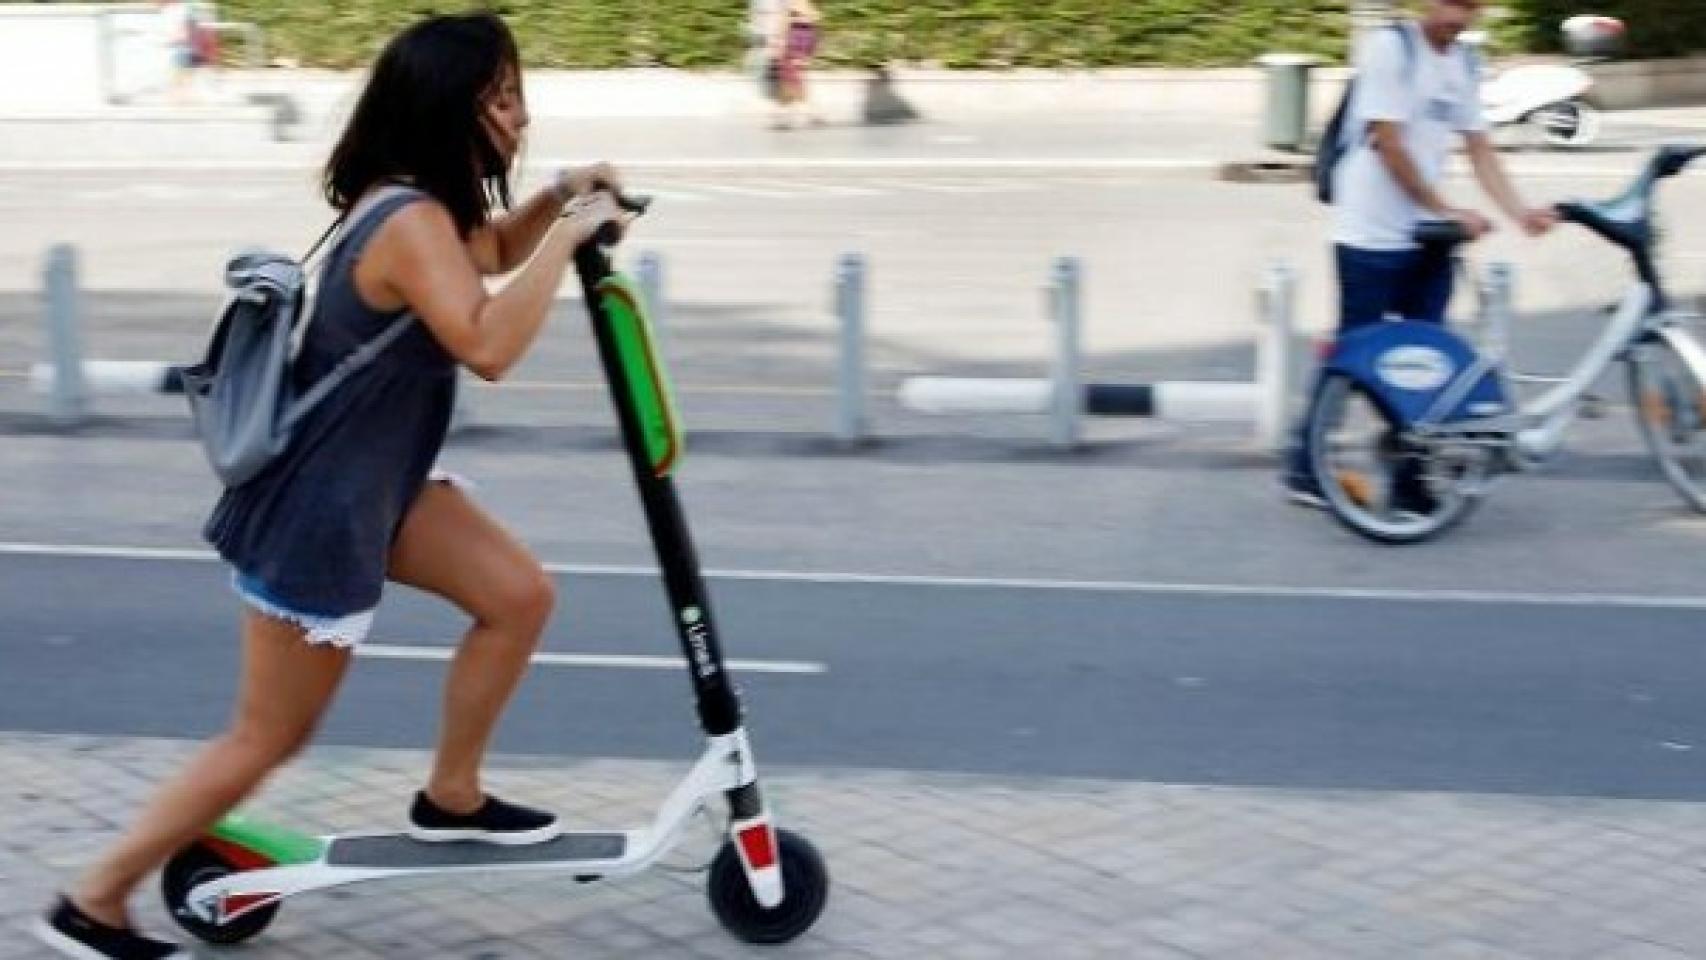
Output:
[{"xmin": 1307, "ymin": 143, "xmax": 1706, "ymax": 544}]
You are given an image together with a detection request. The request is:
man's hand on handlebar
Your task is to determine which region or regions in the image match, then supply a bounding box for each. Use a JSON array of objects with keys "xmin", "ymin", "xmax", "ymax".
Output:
[
  {"xmin": 1518, "ymin": 207, "xmax": 1560, "ymax": 238},
  {"xmin": 1445, "ymin": 207, "xmax": 1495, "ymax": 241}
]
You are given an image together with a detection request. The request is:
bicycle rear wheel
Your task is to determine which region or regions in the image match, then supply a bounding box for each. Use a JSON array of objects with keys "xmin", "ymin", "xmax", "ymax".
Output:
[
  {"xmin": 1628, "ymin": 335, "xmax": 1706, "ymax": 512},
  {"xmin": 1307, "ymin": 374, "xmax": 1488, "ymax": 544}
]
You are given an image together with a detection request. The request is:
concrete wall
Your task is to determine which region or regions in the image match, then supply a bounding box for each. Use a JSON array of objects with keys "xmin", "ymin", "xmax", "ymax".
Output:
[
  {"xmin": 1588, "ymin": 56, "xmax": 1706, "ymax": 110},
  {"xmin": 0, "ymin": 3, "xmax": 174, "ymax": 110},
  {"xmin": 0, "ymin": 5, "xmax": 107, "ymax": 110}
]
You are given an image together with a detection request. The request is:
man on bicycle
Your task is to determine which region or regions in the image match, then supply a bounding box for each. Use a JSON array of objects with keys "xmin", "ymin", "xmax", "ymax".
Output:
[{"xmin": 1286, "ymin": 0, "xmax": 1557, "ymax": 508}]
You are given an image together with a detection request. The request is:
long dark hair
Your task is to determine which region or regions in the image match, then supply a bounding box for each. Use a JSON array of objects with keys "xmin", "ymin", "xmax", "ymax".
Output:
[{"xmin": 324, "ymin": 12, "xmax": 520, "ymax": 237}]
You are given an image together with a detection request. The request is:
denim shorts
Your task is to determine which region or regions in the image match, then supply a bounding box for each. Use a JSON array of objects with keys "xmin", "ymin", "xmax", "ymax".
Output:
[
  {"xmin": 224, "ymin": 467, "xmax": 473, "ymax": 648},
  {"xmin": 231, "ymin": 571, "xmax": 376, "ymax": 648}
]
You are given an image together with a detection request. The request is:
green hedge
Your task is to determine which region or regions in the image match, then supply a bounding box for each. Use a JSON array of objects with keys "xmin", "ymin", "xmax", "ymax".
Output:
[
  {"xmin": 8, "ymin": 1, "xmax": 1703, "ymax": 67},
  {"xmin": 173, "ymin": 0, "xmax": 1356, "ymax": 68}
]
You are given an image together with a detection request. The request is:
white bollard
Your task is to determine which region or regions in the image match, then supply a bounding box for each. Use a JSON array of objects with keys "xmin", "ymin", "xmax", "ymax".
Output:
[
  {"xmin": 42, "ymin": 245, "xmax": 89, "ymax": 426},
  {"xmin": 834, "ymin": 253, "xmax": 868, "ymax": 445},
  {"xmin": 1255, "ymin": 260, "xmax": 1299, "ymax": 452},
  {"xmin": 1049, "ymin": 257, "xmax": 1083, "ymax": 450},
  {"xmin": 1481, "ymin": 261, "xmax": 1515, "ymax": 365}
]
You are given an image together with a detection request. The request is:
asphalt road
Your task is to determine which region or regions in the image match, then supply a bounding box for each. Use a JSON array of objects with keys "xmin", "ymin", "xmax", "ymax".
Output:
[{"xmin": 1, "ymin": 552, "xmax": 1701, "ymax": 801}]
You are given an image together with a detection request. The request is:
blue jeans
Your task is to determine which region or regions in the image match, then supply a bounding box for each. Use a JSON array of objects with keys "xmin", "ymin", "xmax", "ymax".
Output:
[{"xmin": 1287, "ymin": 244, "xmax": 1456, "ymax": 484}]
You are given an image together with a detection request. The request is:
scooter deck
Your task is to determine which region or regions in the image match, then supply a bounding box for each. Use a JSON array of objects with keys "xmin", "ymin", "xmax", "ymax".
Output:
[{"xmin": 326, "ymin": 833, "xmax": 627, "ymax": 869}]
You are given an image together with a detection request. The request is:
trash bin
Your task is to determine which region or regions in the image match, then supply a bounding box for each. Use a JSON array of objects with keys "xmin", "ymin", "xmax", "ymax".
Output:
[{"xmin": 1257, "ymin": 53, "xmax": 1317, "ymax": 152}]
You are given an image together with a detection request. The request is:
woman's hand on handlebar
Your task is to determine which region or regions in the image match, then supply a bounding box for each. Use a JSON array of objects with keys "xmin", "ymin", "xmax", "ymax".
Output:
[
  {"xmin": 559, "ymin": 191, "xmax": 629, "ymax": 247},
  {"xmin": 554, "ymin": 161, "xmax": 624, "ymax": 204}
]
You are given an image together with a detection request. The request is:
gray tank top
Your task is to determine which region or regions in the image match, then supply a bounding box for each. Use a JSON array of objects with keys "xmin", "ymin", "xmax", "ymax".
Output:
[{"xmin": 205, "ymin": 186, "xmax": 456, "ymax": 616}]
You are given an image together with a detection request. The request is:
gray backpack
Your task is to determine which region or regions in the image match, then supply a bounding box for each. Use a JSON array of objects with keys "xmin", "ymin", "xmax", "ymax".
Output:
[{"xmin": 182, "ymin": 187, "xmax": 416, "ymax": 488}]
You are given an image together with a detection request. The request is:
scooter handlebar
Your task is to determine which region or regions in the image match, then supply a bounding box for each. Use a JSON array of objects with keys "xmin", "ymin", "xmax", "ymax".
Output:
[{"xmin": 588, "ymin": 190, "xmax": 653, "ymax": 248}]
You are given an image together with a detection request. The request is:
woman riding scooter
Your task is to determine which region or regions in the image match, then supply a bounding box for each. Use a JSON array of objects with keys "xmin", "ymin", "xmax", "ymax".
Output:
[{"xmin": 37, "ymin": 14, "xmax": 629, "ymax": 958}]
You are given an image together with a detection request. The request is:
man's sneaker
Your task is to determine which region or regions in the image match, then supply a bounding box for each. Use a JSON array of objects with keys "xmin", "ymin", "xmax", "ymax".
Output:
[
  {"xmin": 408, "ymin": 791, "xmax": 561, "ymax": 845},
  {"xmin": 34, "ymin": 896, "xmax": 188, "ymax": 959},
  {"xmin": 1282, "ymin": 474, "xmax": 1327, "ymax": 509}
]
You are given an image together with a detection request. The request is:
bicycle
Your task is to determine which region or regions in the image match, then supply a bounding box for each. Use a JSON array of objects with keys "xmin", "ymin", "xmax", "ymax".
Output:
[{"xmin": 1307, "ymin": 142, "xmax": 1706, "ymax": 544}]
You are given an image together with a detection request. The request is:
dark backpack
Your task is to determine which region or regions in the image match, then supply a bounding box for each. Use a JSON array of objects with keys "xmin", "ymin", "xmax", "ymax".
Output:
[{"xmin": 1315, "ymin": 23, "xmax": 1419, "ymax": 205}]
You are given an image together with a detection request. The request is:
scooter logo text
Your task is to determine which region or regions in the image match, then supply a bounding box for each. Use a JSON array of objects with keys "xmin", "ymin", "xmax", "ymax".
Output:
[{"xmin": 681, "ymin": 607, "xmax": 718, "ymax": 678}]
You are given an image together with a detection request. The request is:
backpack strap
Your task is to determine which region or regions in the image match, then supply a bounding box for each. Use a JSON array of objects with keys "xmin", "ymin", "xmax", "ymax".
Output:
[
  {"xmin": 302, "ymin": 183, "xmax": 420, "ymax": 275},
  {"xmin": 281, "ymin": 184, "xmax": 427, "ymax": 430},
  {"xmin": 1394, "ymin": 21, "xmax": 1418, "ymax": 84},
  {"xmin": 1354, "ymin": 22, "xmax": 1420, "ymax": 149},
  {"xmin": 279, "ymin": 311, "xmax": 416, "ymax": 431},
  {"xmin": 1462, "ymin": 37, "xmax": 1482, "ymax": 83}
]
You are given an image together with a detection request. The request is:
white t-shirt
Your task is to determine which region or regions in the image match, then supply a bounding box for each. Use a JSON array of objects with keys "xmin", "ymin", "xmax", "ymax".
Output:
[{"xmin": 1333, "ymin": 24, "xmax": 1486, "ymax": 251}]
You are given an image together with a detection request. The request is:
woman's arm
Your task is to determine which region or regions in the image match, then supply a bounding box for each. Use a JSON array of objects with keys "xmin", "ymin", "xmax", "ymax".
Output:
[
  {"xmin": 466, "ymin": 162, "xmax": 621, "ymax": 276},
  {"xmin": 370, "ymin": 193, "xmax": 624, "ymax": 382}
]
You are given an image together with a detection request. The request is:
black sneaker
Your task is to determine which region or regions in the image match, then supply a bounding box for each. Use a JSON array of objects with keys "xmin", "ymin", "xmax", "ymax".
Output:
[
  {"xmin": 407, "ymin": 791, "xmax": 561, "ymax": 845},
  {"xmin": 1282, "ymin": 473, "xmax": 1327, "ymax": 509},
  {"xmin": 34, "ymin": 896, "xmax": 188, "ymax": 959},
  {"xmin": 1390, "ymin": 466, "xmax": 1440, "ymax": 519}
]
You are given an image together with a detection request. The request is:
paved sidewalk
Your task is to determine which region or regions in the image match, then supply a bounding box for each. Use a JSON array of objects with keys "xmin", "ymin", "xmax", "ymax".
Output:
[{"xmin": 3, "ymin": 733, "xmax": 1704, "ymax": 958}]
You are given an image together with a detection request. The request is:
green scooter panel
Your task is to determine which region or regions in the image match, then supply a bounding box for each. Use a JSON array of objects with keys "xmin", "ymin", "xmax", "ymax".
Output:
[{"xmin": 599, "ymin": 274, "xmax": 683, "ymax": 477}]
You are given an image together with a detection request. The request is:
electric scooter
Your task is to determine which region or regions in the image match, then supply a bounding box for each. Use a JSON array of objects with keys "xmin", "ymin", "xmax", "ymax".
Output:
[{"xmin": 157, "ymin": 191, "xmax": 831, "ymax": 947}]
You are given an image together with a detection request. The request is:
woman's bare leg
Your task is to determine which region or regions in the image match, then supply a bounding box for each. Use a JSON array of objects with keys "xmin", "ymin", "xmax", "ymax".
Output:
[
  {"xmin": 388, "ymin": 481, "xmax": 554, "ymax": 812},
  {"xmin": 70, "ymin": 613, "xmax": 351, "ymax": 928}
]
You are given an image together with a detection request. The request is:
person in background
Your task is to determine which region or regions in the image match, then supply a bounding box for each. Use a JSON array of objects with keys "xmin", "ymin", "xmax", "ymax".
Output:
[
  {"xmin": 771, "ymin": 0, "xmax": 823, "ymax": 130},
  {"xmin": 1284, "ymin": 0, "xmax": 1557, "ymax": 510},
  {"xmin": 157, "ymin": 0, "xmax": 218, "ymax": 102}
]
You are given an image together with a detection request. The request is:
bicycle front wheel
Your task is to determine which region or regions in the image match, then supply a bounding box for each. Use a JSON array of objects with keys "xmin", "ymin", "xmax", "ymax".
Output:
[{"xmin": 1628, "ymin": 334, "xmax": 1706, "ymax": 512}]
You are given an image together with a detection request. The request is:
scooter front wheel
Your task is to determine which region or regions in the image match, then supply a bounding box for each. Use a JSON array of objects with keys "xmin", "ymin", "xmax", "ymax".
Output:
[
  {"xmin": 161, "ymin": 841, "xmax": 280, "ymax": 945},
  {"xmin": 707, "ymin": 828, "xmax": 830, "ymax": 944}
]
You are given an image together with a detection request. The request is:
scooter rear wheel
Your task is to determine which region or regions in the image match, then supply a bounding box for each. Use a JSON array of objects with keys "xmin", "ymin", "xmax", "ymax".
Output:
[
  {"xmin": 707, "ymin": 828, "xmax": 830, "ymax": 944},
  {"xmin": 161, "ymin": 841, "xmax": 280, "ymax": 945}
]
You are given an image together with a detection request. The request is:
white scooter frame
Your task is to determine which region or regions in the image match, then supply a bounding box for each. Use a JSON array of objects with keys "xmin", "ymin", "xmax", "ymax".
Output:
[{"xmin": 176, "ymin": 729, "xmax": 783, "ymax": 925}]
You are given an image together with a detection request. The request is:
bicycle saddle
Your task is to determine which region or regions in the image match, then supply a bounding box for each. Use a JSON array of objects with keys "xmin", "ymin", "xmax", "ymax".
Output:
[{"xmin": 1412, "ymin": 219, "xmax": 1471, "ymax": 251}]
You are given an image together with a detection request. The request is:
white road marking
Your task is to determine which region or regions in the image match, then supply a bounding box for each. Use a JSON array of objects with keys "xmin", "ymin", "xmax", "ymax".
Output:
[
  {"xmin": 629, "ymin": 186, "xmax": 712, "ymax": 204},
  {"xmin": 786, "ymin": 180, "xmax": 885, "ymax": 197},
  {"xmin": 359, "ymin": 642, "xmax": 825, "ymax": 675},
  {"xmin": 3, "ymin": 540, "xmax": 1706, "ymax": 611},
  {"xmin": 691, "ymin": 182, "xmax": 806, "ymax": 199}
]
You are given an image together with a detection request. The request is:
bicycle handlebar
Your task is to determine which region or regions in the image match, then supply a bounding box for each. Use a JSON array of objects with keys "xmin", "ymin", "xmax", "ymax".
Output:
[{"xmin": 1552, "ymin": 143, "xmax": 1701, "ymax": 303}]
